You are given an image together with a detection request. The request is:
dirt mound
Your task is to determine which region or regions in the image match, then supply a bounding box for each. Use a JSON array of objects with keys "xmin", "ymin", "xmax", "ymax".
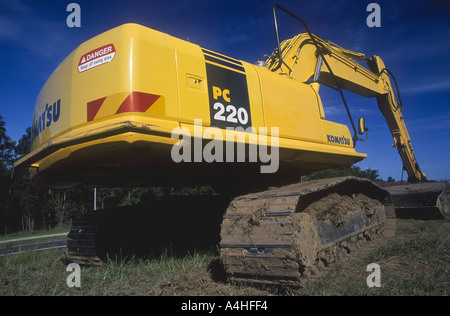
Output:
[
  {"xmin": 148, "ymin": 272, "xmax": 273, "ymax": 296},
  {"xmin": 303, "ymin": 193, "xmax": 384, "ymax": 226}
]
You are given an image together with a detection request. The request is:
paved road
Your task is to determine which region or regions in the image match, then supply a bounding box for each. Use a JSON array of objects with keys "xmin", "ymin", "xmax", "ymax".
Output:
[
  {"xmin": 0, "ymin": 232, "xmax": 68, "ymax": 244},
  {"xmin": 0, "ymin": 232, "xmax": 68, "ymax": 257}
]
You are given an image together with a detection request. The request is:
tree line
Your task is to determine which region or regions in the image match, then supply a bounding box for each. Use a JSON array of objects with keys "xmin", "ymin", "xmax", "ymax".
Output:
[
  {"xmin": 0, "ymin": 115, "xmax": 212, "ymax": 234},
  {"xmin": 0, "ymin": 115, "xmax": 101, "ymax": 234},
  {"xmin": 0, "ymin": 114, "xmax": 386, "ymax": 235}
]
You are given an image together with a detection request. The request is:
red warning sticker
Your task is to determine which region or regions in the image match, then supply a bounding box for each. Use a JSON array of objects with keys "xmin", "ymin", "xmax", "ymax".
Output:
[{"xmin": 78, "ymin": 44, "xmax": 116, "ymax": 73}]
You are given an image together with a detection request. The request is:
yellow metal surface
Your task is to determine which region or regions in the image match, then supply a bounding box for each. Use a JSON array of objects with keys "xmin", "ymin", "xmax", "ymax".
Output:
[
  {"xmin": 367, "ymin": 57, "xmax": 426, "ymax": 182},
  {"xmin": 31, "ymin": 24, "xmax": 180, "ymax": 151},
  {"xmin": 256, "ymin": 66, "xmax": 323, "ymax": 141}
]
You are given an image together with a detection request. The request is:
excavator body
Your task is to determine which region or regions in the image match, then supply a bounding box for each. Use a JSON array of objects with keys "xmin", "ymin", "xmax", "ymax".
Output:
[{"xmin": 13, "ymin": 6, "xmax": 446, "ymax": 284}]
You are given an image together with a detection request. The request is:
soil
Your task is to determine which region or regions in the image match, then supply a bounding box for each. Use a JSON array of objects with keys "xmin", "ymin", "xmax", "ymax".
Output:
[
  {"xmin": 149, "ymin": 259, "xmax": 275, "ymax": 295},
  {"xmin": 148, "ymin": 271, "xmax": 274, "ymax": 296},
  {"xmin": 303, "ymin": 193, "xmax": 383, "ymax": 226}
]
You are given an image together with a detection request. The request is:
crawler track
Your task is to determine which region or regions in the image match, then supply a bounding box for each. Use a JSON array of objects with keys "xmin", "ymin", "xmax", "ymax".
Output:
[
  {"xmin": 220, "ymin": 177, "xmax": 396, "ymax": 287},
  {"xmin": 67, "ymin": 196, "xmax": 229, "ymax": 266},
  {"xmin": 67, "ymin": 211, "xmax": 103, "ymax": 265}
]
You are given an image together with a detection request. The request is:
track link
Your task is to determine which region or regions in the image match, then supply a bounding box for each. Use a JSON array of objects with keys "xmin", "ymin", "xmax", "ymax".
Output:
[
  {"xmin": 67, "ymin": 211, "xmax": 103, "ymax": 265},
  {"xmin": 219, "ymin": 177, "xmax": 396, "ymax": 287}
]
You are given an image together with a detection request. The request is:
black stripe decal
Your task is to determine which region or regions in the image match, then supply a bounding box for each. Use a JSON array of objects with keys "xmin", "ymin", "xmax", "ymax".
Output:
[
  {"xmin": 201, "ymin": 48, "xmax": 241, "ymax": 65},
  {"xmin": 204, "ymin": 55, "xmax": 245, "ymax": 72}
]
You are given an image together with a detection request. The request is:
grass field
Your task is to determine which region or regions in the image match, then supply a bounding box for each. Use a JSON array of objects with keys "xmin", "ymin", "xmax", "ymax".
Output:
[
  {"xmin": 0, "ymin": 219, "xmax": 448, "ymax": 296},
  {"xmin": 296, "ymin": 219, "xmax": 450, "ymax": 296}
]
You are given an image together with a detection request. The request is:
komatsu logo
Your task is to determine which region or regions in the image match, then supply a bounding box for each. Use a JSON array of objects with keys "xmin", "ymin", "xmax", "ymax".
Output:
[
  {"xmin": 31, "ymin": 99, "xmax": 61, "ymax": 140},
  {"xmin": 327, "ymin": 134, "xmax": 351, "ymax": 146}
]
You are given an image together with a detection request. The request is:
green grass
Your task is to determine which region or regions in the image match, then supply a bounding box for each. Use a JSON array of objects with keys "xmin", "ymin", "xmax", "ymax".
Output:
[
  {"xmin": 0, "ymin": 249, "xmax": 216, "ymax": 296},
  {"xmin": 0, "ymin": 219, "xmax": 448, "ymax": 296},
  {"xmin": 296, "ymin": 220, "xmax": 450, "ymax": 296}
]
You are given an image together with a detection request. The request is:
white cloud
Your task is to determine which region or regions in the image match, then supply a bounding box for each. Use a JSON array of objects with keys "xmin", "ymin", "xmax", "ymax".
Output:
[
  {"xmin": 405, "ymin": 111, "xmax": 450, "ymax": 132},
  {"xmin": 402, "ymin": 78, "xmax": 450, "ymax": 95}
]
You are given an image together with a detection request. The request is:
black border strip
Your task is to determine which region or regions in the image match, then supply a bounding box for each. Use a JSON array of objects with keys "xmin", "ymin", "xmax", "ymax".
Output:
[
  {"xmin": 204, "ymin": 55, "xmax": 245, "ymax": 72},
  {"xmin": 201, "ymin": 48, "xmax": 241, "ymax": 65},
  {"xmin": 202, "ymin": 48, "xmax": 245, "ymax": 73}
]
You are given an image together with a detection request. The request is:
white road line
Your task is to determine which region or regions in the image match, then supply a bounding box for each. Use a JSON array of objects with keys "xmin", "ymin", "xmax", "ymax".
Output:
[{"xmin": 0, "ymin": 232, "xmax": 68, "ymax": 244}]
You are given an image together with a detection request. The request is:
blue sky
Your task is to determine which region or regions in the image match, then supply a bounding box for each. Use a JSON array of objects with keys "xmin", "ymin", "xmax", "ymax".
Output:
[{"xmin": 0, "ymin": 0, "xmax": 449, "ymax": 181}]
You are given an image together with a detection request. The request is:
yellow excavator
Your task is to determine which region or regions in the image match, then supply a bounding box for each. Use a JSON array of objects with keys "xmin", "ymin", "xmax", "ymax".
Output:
[{"xmin": 13, "ymin": 5, "xmax": 448, "ymax": 285}]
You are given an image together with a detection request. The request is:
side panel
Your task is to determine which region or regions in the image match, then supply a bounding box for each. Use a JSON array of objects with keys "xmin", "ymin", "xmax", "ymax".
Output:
[
  {"xmin": 173, "ymin": 39, "xmax": 209, "ymax": 126},
  {"xmin": 256, "ymin": 67, "xmax": 324, "ymax": 142},
  {"xmin": 73, "ymin": 24, "xmax": 180, "ymax": 126},
  {"xmin": 177, "ymin": 47, "xmax": 265, "ymax": 131},
  {"xmin": 31, "ymin": 24, "xmax": 180, "ymax": 150}
]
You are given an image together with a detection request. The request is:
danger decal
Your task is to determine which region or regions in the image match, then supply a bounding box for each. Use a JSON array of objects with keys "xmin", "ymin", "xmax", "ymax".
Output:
[{"xmin": 78, "ymin": 44, "xmax": 116, "ymax": 73}]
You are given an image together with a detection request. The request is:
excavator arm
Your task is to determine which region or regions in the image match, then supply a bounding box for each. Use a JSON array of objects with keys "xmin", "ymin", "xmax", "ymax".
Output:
[
  {"xmin": 366, "ymin": 56, "xmax": 426, "ymax": 183},
  {"xmin": 266, "ymin": 5, "xmax": 426, "ymax": 183}
]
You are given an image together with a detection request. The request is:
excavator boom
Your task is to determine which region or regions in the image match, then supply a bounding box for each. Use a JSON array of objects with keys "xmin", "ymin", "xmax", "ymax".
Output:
[
  {"xmin": 267, "ymin": 6, "xmax": 426, "ymax": 183},
  {"xmin": 263, "ymin": 5, "xmax": 445, "ymax": 224}
]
